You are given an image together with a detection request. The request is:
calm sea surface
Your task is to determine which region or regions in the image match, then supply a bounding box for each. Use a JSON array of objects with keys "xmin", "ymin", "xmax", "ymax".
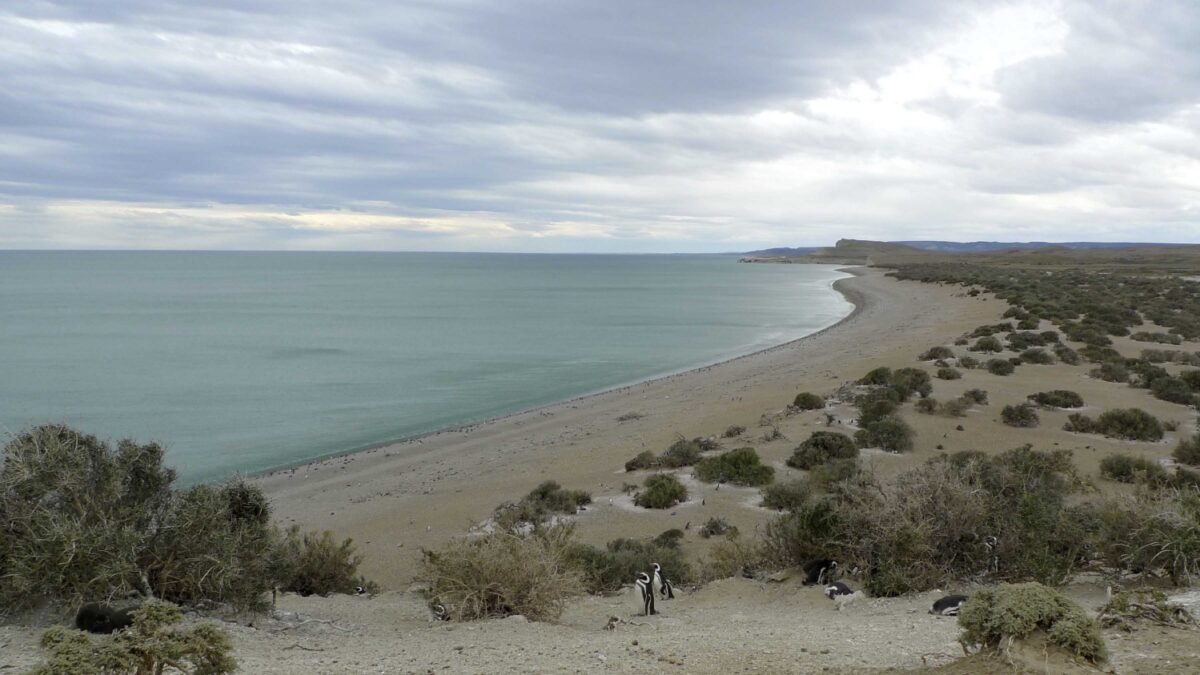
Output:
[{"xmin": 0, "ymin": 252, "xmax": 851, "ymax": 483}]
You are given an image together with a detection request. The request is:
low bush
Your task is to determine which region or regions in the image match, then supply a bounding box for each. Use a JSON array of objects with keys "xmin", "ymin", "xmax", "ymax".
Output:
[
  {"xmin": 915, "ymin": 397, "xmax": 940, "ymax": 414},
  {"xmin": 1020, "ymin": 348, "xmax": 1054, "ymax": 365},
  {"xmin": 1040, "ymin": 330, "xmax": 1060, "ymax": 343},
  {"xmin": 420, "ymin": 527, "xmax": 583, "ymax": 621},
  {"xmin": 566, "ymin": 534, "xmax": 692, "ymax": 593},
  {"xmin": 30, "ymin": 600, "xmax": 236, "ymax": 675},
  {"xmin": 892, "ymin": 368, "xmax": 933, "ymax": 399},
  {"xmin": 634, "ymin": 474, "xmax": 688, "ymax": 509},
  {"xmin": 1001, "ymin": 403, "xmax": 1039, "ymax": 428},
  {"xmin": 493, "ymin": 480, "xmax": 592, "ymax": 531},
  {"xmin": 1081, "ymin": 345, "xmax": 1122, "ymax": 363},
  {"xmin": 854, "ymin": 389, "xmax": 900, "ymax": 424},
  {"xmin": 1151, "ymin": 376, "xmax": 1196, "ymax": 406},
  {"xmin": 1090, "ymin": 361, "xmax": 1129, "ymax": 383},
  {"xmin": 723, "ymin": 424, "xmax": 746, "ymax": 438},
  {"xmin": 1096, "ymin": 409, "xmax": 1165, "ymax": 441},
  {"xmin": 859, "ymin": 366, "xmax": 893, "ymax": 386},
  {"xmin": 760, "ymin": 479, "xmax": 812, "ymax": 511},
  {"xmin": 792, "ymin": 392, "xmax": 825, "ymax": 410},
  {"xmin": 1097, "ymin": 590, "xmax": 1195, "ymax": 631},
  {"xmin": 958, "ymin": 355, "xmax": 980, "ymax": 369},
  {"xmin": 1182, "ymin": 370, "xmax": 1200, "ymax": 392},
  {"xmin": 970, "ymin": 336, "xmax": 1003, "ymax": 353},
  {"xmin": 274, "ymin": 526, "xmax": 371, "ymax": 597},
  {"xmin": 1007, "ymin": 331, "xmax": 1046, "ymax": 350},
  {"xmin": 936, "ymin": 367, "xmax": 962, "ymax": 380},
  {"xmin": 962, "ymin": 388, "xmax": 989, "ymax": 404},
  {"xmin": 1092, "ymin": 490, "xmax": 1200, "ymax": 584},
  {"xmin": 660, "ymin": 437, "xmax": 704, "ymax": 468},
  {"xmin": 809, "ymin": 458, "xmax": 861, "ymax": 490},
  {"xmin": 1131, "ymin": 331, "xmax": 1183, "ymax": 345},
  {"xmin": 986, "ymin": 359, "xmax": 1015, "ymax": 376},
  {"xmin": 1029, "ymin": 390, "xmax": 1084, "ymax": 409},
  {"xmin": 854, "ymin": 416, "xmax": 915, "ymax": 452},
  {"xmin": 941, "ymin": 399, "xmax": 969, "ymax": 417},
  {"xmin": 958, "ymin": 583, "xmax": 1106, "ymax": 663},
  {"xmin": 699, "ymin": 516, "xmax": 738, "ymax": 539},
  {"xmin": 1053, "ymin": 344, "xmax": 1081, "ymax": 365},
  {"xmin": 788, "ymin": 431, "xmax": 858, "ymax": 469},
  {"xmin": 1174, "ymin": 434, "xmax": 1200, "ymax": 467},
  {"xmin": 1100, "ymin": 454, "xmax": 1171, "ymax": 486},
  {"xmin": 624, "ymin": 450, "xmax": 658, "ymax": 471},
  {"xmin": 695, "ymin": 447, "xmax": 775, "ymax": 486},
  {"xmin": 653, "ymin": 528, "xmax": 685, "ymax": 549},
  {"xmin": 919, "ymin": 346, "xmax": 954, "ymax": 361}
]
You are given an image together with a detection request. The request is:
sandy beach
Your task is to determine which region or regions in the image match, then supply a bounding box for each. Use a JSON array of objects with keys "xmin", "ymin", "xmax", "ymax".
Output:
[{"xmin": 257, "ymin": 266, "xmax": 1004, "ymax": 587}]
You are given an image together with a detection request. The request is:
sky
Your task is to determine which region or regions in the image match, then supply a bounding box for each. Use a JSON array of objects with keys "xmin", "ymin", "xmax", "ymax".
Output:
[{"xmin": 1, "ymin": 0, "xmax": 1198, "ymax": 252}]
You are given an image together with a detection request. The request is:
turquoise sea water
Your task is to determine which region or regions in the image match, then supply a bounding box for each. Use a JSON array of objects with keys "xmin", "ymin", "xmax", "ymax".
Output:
[{"xmin": 0, "ymin": 252, "xmax": 851, "ymax": 483}]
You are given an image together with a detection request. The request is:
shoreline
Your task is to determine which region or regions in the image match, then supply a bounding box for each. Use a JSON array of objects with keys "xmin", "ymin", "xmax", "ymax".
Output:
[
  {"xmin": 259, "ymin": 266, "xmax": 999, "ymax": 587},
  {"xmin": 250, "ymin": 265, "xmax": 863, "ymax": 481}
]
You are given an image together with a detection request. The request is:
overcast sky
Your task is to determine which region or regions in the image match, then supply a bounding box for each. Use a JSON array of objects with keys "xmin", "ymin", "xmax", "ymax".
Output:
[{"xmin": 1, "ymin": 1, "xmax": 1197, "ymax": 252}]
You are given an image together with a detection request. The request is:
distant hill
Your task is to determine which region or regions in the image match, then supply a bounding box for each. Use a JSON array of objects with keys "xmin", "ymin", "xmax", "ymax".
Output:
[
  {"xmin": 741, "ymin": 239, "xmax": 928, "ymax": 265},
  {"xmin": 744, "ymin": 240, "xmax": 1183, "ymax": 256}
]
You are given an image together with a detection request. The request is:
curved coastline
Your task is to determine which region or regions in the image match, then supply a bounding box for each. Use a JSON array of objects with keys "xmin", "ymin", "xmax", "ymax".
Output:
[{"xmin": 251, "ymin": 265, "xmax": 865, "ymax": 479}]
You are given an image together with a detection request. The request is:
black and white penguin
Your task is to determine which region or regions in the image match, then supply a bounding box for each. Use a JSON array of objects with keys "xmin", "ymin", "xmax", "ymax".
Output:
[
  {"xmin": 651, "ymin": 563, "xmax": 675, "ymax": 599},
  {"xmin": 803, "ymin": 559, "xmax": 838, "ymax": 585},
  {"xmin": 930, "ymin": 594, "xmax": 968, "ymax": 616},
  {"xmin": 823, "ymin": 581, "xmax": 853, "ymax": 600},
  {"xmin": 635, "ymin": 572, "xmax": 656, "ymax": 616},
  {"xmin": 431, "ymin": 602, "xmax": 450, "ymax": 621},
  {"xmin": 74, "ymin": 603, "xmax": 136, "ymax": 634}
]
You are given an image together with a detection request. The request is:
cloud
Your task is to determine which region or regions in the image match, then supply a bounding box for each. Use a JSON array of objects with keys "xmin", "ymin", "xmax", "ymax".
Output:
[{"xmin": 0, "ymin": 0, "xmax": 1197, "ymax": 250}]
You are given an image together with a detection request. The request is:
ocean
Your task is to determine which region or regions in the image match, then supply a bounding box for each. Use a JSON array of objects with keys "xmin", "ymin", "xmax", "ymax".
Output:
[{"xmin": 0, "ymin": 252, "xmax": 851, "ymax": 483}]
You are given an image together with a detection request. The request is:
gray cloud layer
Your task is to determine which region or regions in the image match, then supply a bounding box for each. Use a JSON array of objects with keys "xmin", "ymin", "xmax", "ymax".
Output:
[{"xmin": 1, "ymin": 1, "xmax": 1197, "ymax": 250}]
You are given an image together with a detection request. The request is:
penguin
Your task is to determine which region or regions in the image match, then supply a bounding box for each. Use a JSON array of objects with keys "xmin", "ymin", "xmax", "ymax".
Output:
[
  {"xmin": 431, "ymin": 602, "xmax": 450, "ymax": 621},
  {"xmin": 930, "ymin": 594, "xmax": 968, "ymax": 616},
  {"xmin": 803, "ymin": 559, "xmax": 838, "ymax": 585},
  {"xmin": 635, "ymin": 572, "xmax": 656, "ymax": 616},
  {"xmin": 354, "ymin": 586, "xmax": 367, "ymax": 596},
  {"xmin": 651, "ymin": 563, "xmax": 675, "ymax": 599},
  {"xmin": 823, "ymin": 581, "xmax": 853, "ymax": 600},
  {"xmin": 74, "ymin": 603, "xmax": 136, "ymax": 634}
]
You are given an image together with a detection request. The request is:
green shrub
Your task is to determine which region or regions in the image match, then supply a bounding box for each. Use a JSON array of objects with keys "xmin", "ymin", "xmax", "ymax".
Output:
[
  {"xmin": 1007, "ymin": 331, "xmax": 1046, "ymax": 350},
  {"xmin": 273, "ymin": 526, "xmax": 372, "ymax": 597},
  {"xmin": 493, "ymin": 480, "xmax": 592, "ymax": 531},
  {"xmin": 1174, "ymin": 434, "xmax": 1200, "ymax": 467},
  {"xmin": 1151, "ymin": 376, "xmax": 1196, "ymax": 406},
  {"xmin": 986, "ymin": 359, "xmax": 1015, "ymax": 376},
  {"xmin": 792, "ymin": 392, "xmax": 825, "ymax": 410},
  {"xmin": 787, "ymin": 431, "xmax": 858, "ymax": 469},
  {"xmin": 936, "ymin": 367, "xmax": 962, "ymax": 380},
  {"xmin": 760, "ymin": 479, "xmax": 812, "ymax": 511},
  {"xmin": 1029, "ymin": 390, "xmax": 1084, "ymax": 409},
  {"xmin": 1081, "ymin": 345, "xmax": 1122, "ymax": 363},
  {"xmin": 854, "ymin": 389, "xmax": 900, "ymax": 424},
  {"xmin": 1020, "ymin": 348, "xmax": 1054, "ymax": 364},
  {"xmin": 962, "ymin": 388, "xmax": 989, "ymax": 404},
  {"xmin": 1053, "ymin": 344, "xmax": 1081, "ymax": 365},
  {"xmin": 1001, "ymin": 403, "xmax": 1039, "ymax": 428},
  {"xmin": 1040, "ymin": 330, "xmax": 1060, "ymax": 343},
  {"xmin": 723, "ymin": 424, "xmax": 747, "ymax": 438},
  {"xmin": 1100, "ymin": 454, "xmax": 1171, "ymax": 486},
  {"xmin": 566, "ymin": 534, "xmax": 692, "ymax": 593},
  {"xmin": 892, "ymin": 367, "xmax": 933, "ymax": 399},
  {"xmin": 1063, "ymin": 413, "xmax": 1097, "ymax": 434},
  {"xmin": 624, "ymin": 450, "xmax": 658, "ymax": 471},
  {"xmin": 859, "ymin": 366, "xmax": 893, "ymax": 386},
  {"xmin": 0, "ymin": 425, "xmax": 284, "ymax": 613},
  {"xmin": 1090, "ymin": 361, "xmax": 1129, "ymax": 383},
  {"xmin": 699, "ymin": 516, "xmax": 738, "ymax": 539},
  {"xmin": 660, "ymin": 437, "xmax": 703, "ymax": 468},
  {"xmin": 634, "ymin": 474, "xmax": 688, "ymax": 509},
  {"xmin": 855, "ymin": 416, "xmax": 915, "ymax": 453},
  {"xmin": 695, "ymin": 447, "xmax": 775, "ymax": 486},
  {"xmin": 1182, "ymin": 370, "xmax": 1200, "ymax": 392},
  {"xmin": 957, "ymin": 583, "xmax": 1107, "ymax": 663},
  {"xmin": 809, "ymin": 458, "xmax": 862, "ymax": 490},
  {"xmin": 1093, "ymin": 490, "xmax": 1200, "ymax": 584},
  {"xmin": 1131, "ymin": 331, "xmax": 1184, "ymax": 345},
  {"xmin": 920, "ymin": 346, "xmax": 954, "ymax": 361},
  {"xmin": 30, "ymin": 600, "xmax": 237, "ymax": 675},
  {"xmin": 971, "ymin": 336, "xmax": 1003, "ymax": 353},
  {"xmin": 420, "ymin": 527, "xmax": 583, "ymax": 621},
  {"xmin": 941, "ymin": 398, "xmax": 969, "ymax": 417},
  {"xmin": 958, "ymin": 355, "xmax": 980, "ymax": 369},
  {"xmin": 915, "ymin": 397, "xmax": 940, "ymax": 414},
  {"xmin": 1096, "ymin": 408, "xmax": 1165, "ymax": 441}
]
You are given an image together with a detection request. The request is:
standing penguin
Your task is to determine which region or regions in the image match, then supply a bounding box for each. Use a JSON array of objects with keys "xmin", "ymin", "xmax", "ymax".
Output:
[
  {"xmin": 651, "ymin": 562, "xmax": 675, "ymax": 599},
  {"xmin": 803, "ymin": 559, "xmax": 838, "ymax": 585},
  {"xmin": 635, "ymin": 572, "xmax": 656, "ymax": 616}
]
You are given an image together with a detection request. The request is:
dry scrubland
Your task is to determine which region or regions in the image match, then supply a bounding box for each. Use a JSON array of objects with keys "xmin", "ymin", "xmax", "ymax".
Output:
[{"xmin": 5, "ymin": 253, "xmax": 1200, "ymax": 673}]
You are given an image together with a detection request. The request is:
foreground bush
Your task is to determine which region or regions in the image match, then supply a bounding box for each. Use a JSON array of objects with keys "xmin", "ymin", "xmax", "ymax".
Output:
[
  {"xmin": 760, "ymin": 479, "xmax": 812, "ymax": 511},
  {"xmin": 420, "ymin": 527, "xmax": 583, "ymax": 621},
  {"xmin": 0, "ymin": 425, "xmax": 282, "ymax": 612},
  {"xmin": 695, "ymin": 447, "xmax": 774, "ymax": 486},
  {"xmin": 1001, "ymin": 403, "xmax": 1039, "ymax": 428},
  {"xmin": 791, "ymin": 392, "xmax": 825, "ymax": 410},
  {"xmin": 566, "ymin": 533, "xmax": 692, "ymax": 593},
  {"xmin": 1064, "ymin": 408, "xmax": 1164, "ymax": 441},
  {"xmin": 634, "ymin": 474, "xmax": 688, "ymax": 509},
  {"xmin": 274, "ymin": 526, "xmax": 372, "ymax": 597},
  {"xmin": 787, "ymin": 431, "xmax": 857, "ymax": 469},
  {"xmin": 854, "ymin": 416, "xmax": 915, "ymax": 453},
  {"xmin": 31, "ymin": 600, "xmax": 236, "ymax": 675},
  {"xmin": 1029, "ymin": 390, "xmax": 1084, "ymax": 409},
  {"xmin": 1100, "ymin": 454, "xmax": 1171, "ymax": 487},
  {"xmin": 958, "ymin": 583, "xmax": 1106, "ymax": 663},
  {"xmin": 1093, "ymin": 489, "xmax": 1200, "ymax": 584}
]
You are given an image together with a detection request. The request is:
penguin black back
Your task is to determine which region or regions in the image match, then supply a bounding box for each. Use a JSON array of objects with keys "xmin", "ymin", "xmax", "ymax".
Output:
[
  {"xmin": 930, "ymin": 594, "xmax": 969, "ymax": 616},
  {"xmin": 75, "ymin": 603, "xmax": 136, "ymax": 634},
  {"xmin": 803, "ymin": 559, "xmax": 838, "ymax": 585}
]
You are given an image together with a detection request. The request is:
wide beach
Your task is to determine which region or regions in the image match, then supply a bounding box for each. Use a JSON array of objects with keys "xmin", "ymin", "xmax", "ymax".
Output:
[{"xmin": 258, "ymin": 266, "xmax": 999, "ymax": 587}]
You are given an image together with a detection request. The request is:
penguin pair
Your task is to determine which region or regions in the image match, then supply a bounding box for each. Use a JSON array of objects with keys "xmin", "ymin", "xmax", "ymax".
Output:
[{"xmin": 635, "ymin": 562, "xmax": 675, "ymax": 616}]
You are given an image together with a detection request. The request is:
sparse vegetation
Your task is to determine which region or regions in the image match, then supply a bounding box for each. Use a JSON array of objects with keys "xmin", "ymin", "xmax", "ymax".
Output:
[
  {"xmin": 1001, "ymin": 403, "xmax": 1039, "ymax": 428},
  {"xmin": 787, "ymin": 431, "xmax": 858, "ymax": 469},
  {"xmin": 634, "ymin": 474, "xmax": 688, "ymax": 509},
  {"xmin": 1097, "ymin": 590, "xmax": 1195, "ymax": 631},
  {"xmin": 30, "ymin": 600, "xmax": 236, "ymax": 675},
  {"xmin": 957, "ymin": 583, "xmax": 1106, "ymax": 663},
  {"xmin": 695, "ymin": 447, "xmax": 775, "ymax": 486},
  {"xmin": 723, "ymin": 424, "xmax": 746, "ymax": 438}
]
